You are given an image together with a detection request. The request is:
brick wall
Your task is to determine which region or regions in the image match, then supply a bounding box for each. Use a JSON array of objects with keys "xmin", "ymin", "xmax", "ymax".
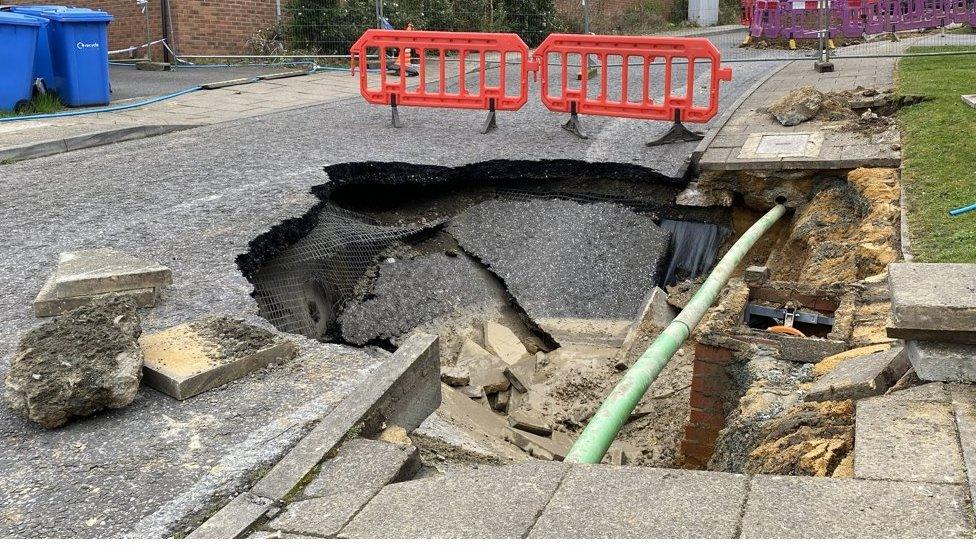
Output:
[
  {"xmin": 681, "ymin": 343, "xmax": 734, "ymax": 468},
  {"xmin": 19, "ymin": 0, "xmax": 278, "ymax": 56}
]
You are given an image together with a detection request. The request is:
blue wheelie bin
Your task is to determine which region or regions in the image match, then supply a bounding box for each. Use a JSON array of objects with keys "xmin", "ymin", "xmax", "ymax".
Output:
[
  {"xmin": 8, "ymin": 5, "xmax": 67, "ymax": 91},
  {"xmin": 43, "ymin": 7, "xmax": 114, "ymax": 107},
  {"xmin": 0, "ymin": 11, "xmax": 41, "ymax": 112}
]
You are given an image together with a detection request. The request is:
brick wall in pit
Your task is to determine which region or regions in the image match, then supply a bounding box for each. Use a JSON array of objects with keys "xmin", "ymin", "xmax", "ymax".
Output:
[{"xmin": 681, "ymin": 343, "xmax": 733, "ymax": 468}]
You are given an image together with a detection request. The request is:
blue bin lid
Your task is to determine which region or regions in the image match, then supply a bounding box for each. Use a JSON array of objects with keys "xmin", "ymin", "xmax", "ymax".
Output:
[
  {"xmin": 37, "ymin": 7, "xmax": 113, "ymax": 22},
  {"xmin": 0, "ymin": 11, "xmax": 43, "ymax": 26}
]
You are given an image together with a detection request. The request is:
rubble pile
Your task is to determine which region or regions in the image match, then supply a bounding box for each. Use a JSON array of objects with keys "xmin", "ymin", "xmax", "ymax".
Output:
[{"xmin": 763, "ymin": 85, "xmax": 924, "ymax": 135}]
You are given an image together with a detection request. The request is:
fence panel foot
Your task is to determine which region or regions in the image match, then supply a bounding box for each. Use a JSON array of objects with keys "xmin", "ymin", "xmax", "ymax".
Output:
[{"xmin": 646, "ymin": 111, "xmax": 702, "ymax": 147}]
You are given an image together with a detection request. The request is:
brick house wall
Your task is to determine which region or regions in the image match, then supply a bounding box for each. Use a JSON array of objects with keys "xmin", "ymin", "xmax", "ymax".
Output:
[{"xmin": 19, "ymin": 0, "xmax": 278, "ymax": 56}]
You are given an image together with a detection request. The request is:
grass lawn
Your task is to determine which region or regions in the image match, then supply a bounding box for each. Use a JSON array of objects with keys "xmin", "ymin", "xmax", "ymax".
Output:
[
  {"xmin": 0, "ymin": 92, "xmax": 63, "ymax": 119},
  {"xmin": 896, "ymin": 46, "xmax": 976, "ymax": 263}
]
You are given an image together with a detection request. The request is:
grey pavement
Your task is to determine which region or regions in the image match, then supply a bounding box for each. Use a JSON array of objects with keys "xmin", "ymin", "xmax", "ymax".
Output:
[{"xmin": 108, "ymin": 63, "xmax": 313, "ymax": 101}]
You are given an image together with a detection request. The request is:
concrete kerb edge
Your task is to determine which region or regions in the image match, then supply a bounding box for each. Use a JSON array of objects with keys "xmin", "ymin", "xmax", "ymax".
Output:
[
  {"xmin": 690, "ymin": 60, "xmax": 791, "ymax": 170},
  {"xmin": 0, "ymin": 124, "xmax": 199, "ymax": 164},
  {"xmin": 185, "ymin": 333, "xmax": 441, "ymax": 539}
]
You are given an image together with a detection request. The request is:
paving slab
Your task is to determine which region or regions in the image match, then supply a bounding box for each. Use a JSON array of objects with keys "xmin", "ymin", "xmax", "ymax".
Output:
[
  {"xmin": 448, "ymin": 199, "xmax": 670, "ymax": 324},
  {"xmin": 339, "ymin": 462, "xmax": 568, "ymax": 538},
  {"xmin": 742, "ymin": 475, "xmax": 973, "ymax": 538},
  {"xmin": 53, "ymin": 248, "xmax": 172, "ymax": 299},
  {"xmin": 805, "ymin": 346, "xmax": 909, "ymax": 402},
  {"xmin": 303, "ymin": 438, "xmax": 419, "ymax": 499},
  {"xmin": 140, "ymin": 318, "xmax": 297, "ymax": 400},
  {"xmin": 889, "ymin": 262, "xmax": 976, "ymax": 335},
  {"xmin": 907, "ymin": 340, "xmax": 976, "ymax": 383},
  {"xmin": 529, "ymin": 466, "xmax": 747, "ymax": 538},
  {"xmin": 483, "ymin": 322, "xmax": 531, "ymax": 365},
  {"xmin": 33, "ymin": 273, "xmax": 158, "ymax": 317},
  {"xmin": 953, "ymin": 384, "xmax": 976, "ymax": 506},
  {"xmin": 854, "ymin": 397, "xmax": 967, "ymax": 484}
]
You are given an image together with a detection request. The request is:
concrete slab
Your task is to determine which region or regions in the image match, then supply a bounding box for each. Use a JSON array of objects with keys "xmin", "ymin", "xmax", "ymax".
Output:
[
  {"xmin": 805, "ymin": 346, "xmax": 909, "ymax": 402},
  {"xmin": 339, "ymin": 462, "xmax": 568, "ymax": 538},
  {"xmin": 140, "ymin": 318, "xmax": 297, "ymax": 400},
  {"xmin": 742, "ymin": 475, "xmax": 973, "ymax": 538},
  {"xmin": 33, "ymin": 273, "xmax": 157, "ymax": 317},
  {"xmin": 962, "ymin": 94, "xmax": 976, "ymax": 109},
  {"xmin": 529, "ymin": 466, "xmax": 747, "ymax": 538},
  {"xmin": 448, "ymin": 199, "xmax": 670, "ymax": 323},
  {"xmin": 483, "ymin": 322, "xmax": 530, "ymax": 366},
  {"xmin": 889, "ymin": 262, "xmax": 976, "ymax": 334},
  {"xmin": 459, "ymin": 339, "xmax": 510, "ymax": 394},
  {"xmin": 907, "ymin": 340, "xmax": 976, "ymax": 383},
  {"xmin": 267, "ymin": 490, "xmax": 375, "ymax": 538},
  {"xmin": 854, "ymin": 397, "xmax": 967, "ymax": 484},
  {"xmin": 53, "ymin": 248, "xmax": 172, "ymax": 299},
  {"xmin": 303, "ymin": 438, "xmax": 419, "ymax": 499},
  {"xmin": 952, "ymin": 385, "xmax": 976, "ymax": 506},
  {"xmin": 778, "ymin": 336, "xmax": 847, "ymax": 364}
]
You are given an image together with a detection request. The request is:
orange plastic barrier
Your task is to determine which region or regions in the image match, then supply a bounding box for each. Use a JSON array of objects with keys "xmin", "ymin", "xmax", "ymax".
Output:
[
  {"xmin": 533, "ymin": 34, "xmax": 733, "ymax": 143},
  {"xmin": 349, "ymin": 29, "xmax": 536, "ymax": 131}
]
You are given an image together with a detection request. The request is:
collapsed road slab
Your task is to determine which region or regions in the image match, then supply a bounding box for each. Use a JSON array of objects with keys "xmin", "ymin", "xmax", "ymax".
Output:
[
  {"xmin": 448, "ymin": 199, "xmax": 670, "ymax": 327},
  {"xmin": 907, "ymin": 340, "xmax": 976, "ymax": 383},
  {"xmin": 805, "ymin": 346, "xmax": 909, "ymax": 402}
]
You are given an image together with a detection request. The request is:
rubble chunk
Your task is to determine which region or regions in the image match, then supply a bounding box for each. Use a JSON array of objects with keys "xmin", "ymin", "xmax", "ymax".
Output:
[
  {"xmin": 767, "ymin": 86, "xmax": 825, "ymax": 126},
  {"xmin": 483, "ymin": 322, "xmax": 530, "ymax": 365},
  {"xmin": 606, "ymin": 441, "xmax": 641, "ymax": 465},
  {"xmin": 488, "ymin": 389, "xmax": 510, "ymax": 412},
  {"xmin": 805, "ymin": 346, "xmax": 909, "ymax": 402},
  {"xmin": 508, "ymin": 411, "xmax": 553, "ymax": 437},
  {"xmin": 456, "ymin": 339, "xmax": 510, "ymax": 394},
  {"xmin": 505, "ymin": 428, "xmax": 574, "ymax": 461},
  {"xmin": 4, "ymin": 297, "xmax": 143, "ymax": 428},
  {"xmin": 503, "ymin": 356, "xmax": 536, "ymax": 393},
  {"xmin": 743, "ymin": 265, "xmax": 770, "ymax": 285},
  {"xmin": 53, "ymin": 248, "xmax": 172, "ymax": 299}
]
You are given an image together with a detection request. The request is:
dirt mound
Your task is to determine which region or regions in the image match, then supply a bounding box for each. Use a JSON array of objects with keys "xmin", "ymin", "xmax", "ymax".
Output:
[
  {"xmin": 742, "ymin": 400, "xmax": 855, "ymax": 477},
  {"xmin": 4, "ymin": 297, "xmax": 143, "ymax": 428},
  {"xmin": 763, "ymin": 86, "xmax": 922, "ymax": 135},
  {"xmin": 766, "ymin": 168, "xmax": 901, "ymax": 285}
]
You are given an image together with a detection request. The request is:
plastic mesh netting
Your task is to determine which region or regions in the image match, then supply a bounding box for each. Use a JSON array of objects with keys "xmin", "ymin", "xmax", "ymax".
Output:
[{"xmin": 250, "ymin": 205, "xmax": 435, "ymax": 340}]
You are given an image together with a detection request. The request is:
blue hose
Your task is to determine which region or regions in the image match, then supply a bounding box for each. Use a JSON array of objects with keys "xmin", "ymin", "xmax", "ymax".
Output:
[
  {"xmin": 949, "ymin": 202, "xmax": 976, "ymax": 217},
  {"xmin": 0, "ymin": 86, "xmax": 202, "ymax": 123}
]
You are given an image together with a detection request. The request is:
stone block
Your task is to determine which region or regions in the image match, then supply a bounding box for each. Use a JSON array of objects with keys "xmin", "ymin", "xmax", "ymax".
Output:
[
  {"xmin": 340, "ymin": 462, "xmax": 568, "ymax": 538},
  {"xmin": 962, "ymin": 94, "xmax": 976, "ymax": 109},
  {"xmin": 805, "ymin": 347, "xmax": 909, "ymax": 402},
  {"xmin": 889, "ymin": 262, "xmax": 976, "ymax": 335},
  {"xmin": 53, "ymin": 248, "xmax": 172, "ymax": 299},
  {"xmin": 741, "ymin": 475, "xmax": 972, "ymax": 538},
  {"xmin": 504, "ymin": 427, "xmax": 573, "ymax": 461},
  {"xmin": 529, "ymin": 465, "xmax": 747, "ymax": 538},
  {"xmin": 33, "ymin": 273, "xmax": 157, "ymax": 317},
  {"xmin": 483, "ymin": 322, "xmax": 530, "ymax": 365},
  {"xmin": 461, "ymin": 339, "xmax": 510, "ymax": 394},
  {"xmin": 503, "ymin": 356, "xmax": 536, "ymax": 393},
  {"xmin": 854, "ymin": 397, "xmax": 966, "ymax": 483},
  {"xmin": 140, "ymin": 318, "xmax": 297, "ymax": 400},
  {"xmin": 743, "ymin": 265, "xmax": 770, "ymax": 285},
  {"xmin": 778, "ymin": 336, "xmax": 847, "ymax": 363},
  {"xmin": 508, "ymin": 411, "xmax": 552, "ymax": 437},
  {"xmin": 907, "ymin": 340, "xmax": 976, "ymax": 383}
]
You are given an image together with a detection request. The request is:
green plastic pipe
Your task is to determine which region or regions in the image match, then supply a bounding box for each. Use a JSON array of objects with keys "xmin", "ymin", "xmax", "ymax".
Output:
[{"xmin": 564, "ymin": 202, "xmax": 788, "ymax": 464}]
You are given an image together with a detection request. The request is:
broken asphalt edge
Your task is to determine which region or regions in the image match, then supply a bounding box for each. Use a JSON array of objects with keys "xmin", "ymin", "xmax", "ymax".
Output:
[
  {"xmin": 0, "ymin": 124, "xmax": 200, "ymax": 164},
  {"xmin": 171, "ymin": 332, "xmax": 440, "ymax": 539},
  {"xmin": 690, "ymin": 61, "xmax": 791, "ymax": 171}
]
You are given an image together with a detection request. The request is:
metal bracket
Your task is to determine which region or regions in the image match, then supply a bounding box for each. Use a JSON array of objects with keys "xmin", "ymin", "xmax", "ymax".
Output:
[
  {"xmin": 562, "ymin": 101, "xmax": 588, "ymax": 139},
  {"xmin": 390, "ymin": 95, "xmax": 403, "ymax": 128},
  {"xmin": 481, "ymin": 98, "xmax": 498, "ymax": 134},
  {"xmin": 783, "ymin": 307, "xmax": 796, "ymax": 328},
  {"xmin": 647, "ymin": 110, "xmax": 703, "ymax": 147}
]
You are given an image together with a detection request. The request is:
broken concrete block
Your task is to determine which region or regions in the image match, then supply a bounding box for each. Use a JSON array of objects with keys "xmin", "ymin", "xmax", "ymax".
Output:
[
  {"xmin": 457, "ymin": 339, "xmax": 510, "ymax": 394},
  {"xmin": 483, "ymin": 322, "xmax": 530, "ymax": 365},
  {"xmin": 508, "ymin": 411, "xmax": 553, "ymax": 437},
  {"xmin": 440, "ymin": 365, "xmax": 470, "ymax": 387},
  {"xmin": 504, "ymin": 356, "xmax": 536, "ymax": 393},
  {"xmin": 4, "ymin": 297, "xmax": 143, "ymax": 429},
  {"xmin": 767, "ymin": 86, "xmax": 825, "ymax": 126},
  {"xmin": 505, "ymin": 428, "xmax": 574, "ymax": 461},
  {"xmin": 962, "ymin": 94, "xmax": 976, "ymax": 110},
  {"xmin": 805, "ymin": 347, "xmax": 910, "ymax": 402},
  {"xmin": 889, "ymin": 263, "xmax": 976, "ymax": 337},
  {"xmin": 488, "ymin": 389, "xmax": 510, "ymax": 412},
  {"xmin": 907, "ymin": 340, "xmax": 976, "ymax": 383},
  {"xmin": 33, "ymin": 273, "xmax": 158, "ymax": 318},
  {"xmin": 53, "ymin": 248, "xmax": 172, "ymax": 299},
  {"xmin": 778, "ymin": 336, "xmax": 847, "ymax": 364},
  {"xmin": 139, "ymin": 317, "xmax": 297, "ymax": 400},
  {"xmin": 458, "ymin": 385, "xmax": 485, "ymax": 399},
  {"xmin": 743, "ymin": 266, "xmax": 770, "ymax": 285}
]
